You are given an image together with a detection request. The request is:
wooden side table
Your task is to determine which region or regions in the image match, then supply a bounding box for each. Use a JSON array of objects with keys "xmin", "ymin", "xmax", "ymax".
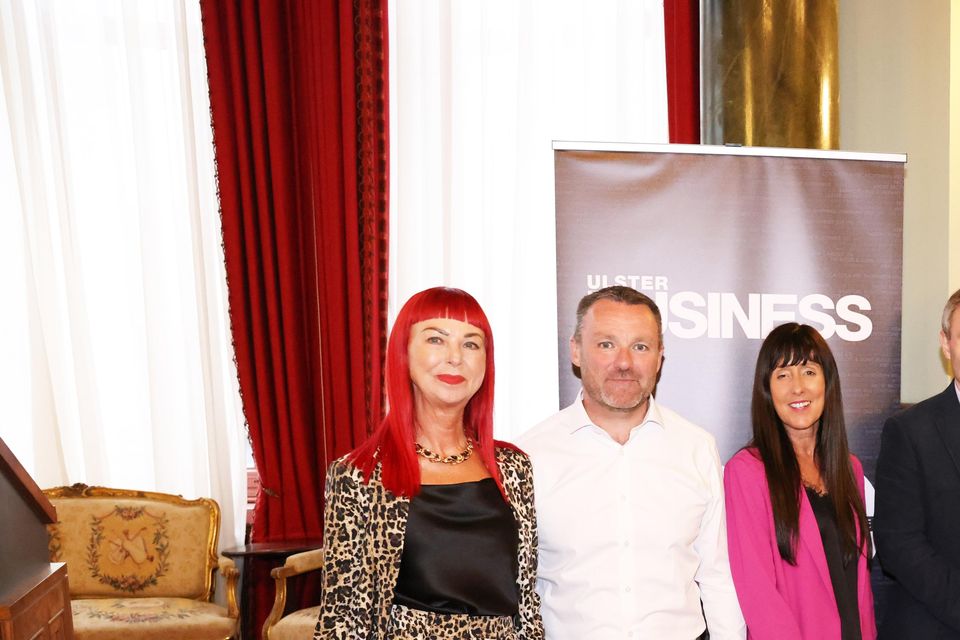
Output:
[
  {"xmin": 0, "ymin": 563, "xmax": 74, "ymax": 640},
  {"xmin": 223, "ymin": 539, "xmax": 323, "ymax": 640}
]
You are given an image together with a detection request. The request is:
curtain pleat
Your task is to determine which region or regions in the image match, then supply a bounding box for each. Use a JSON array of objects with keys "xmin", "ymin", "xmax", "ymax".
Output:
[
  {"xmin": 664, "ymin": 0, "xmax": 701, "ymax": 143},
  {"xmin": 200, "ymin": 0, "xmax": 388, "ymax": 633}
]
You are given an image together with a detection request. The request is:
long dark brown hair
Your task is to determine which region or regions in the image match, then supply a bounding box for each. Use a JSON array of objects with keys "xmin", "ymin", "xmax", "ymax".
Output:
[{"xmin": 750, "ymin": 323, "xmax": 870, "ymax": 565}]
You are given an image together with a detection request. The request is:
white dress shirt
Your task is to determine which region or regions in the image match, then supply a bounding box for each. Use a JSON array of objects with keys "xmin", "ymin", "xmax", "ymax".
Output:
[{"xmin": 516, "ymin": 393, "xmax": 745, "ymax": 640}]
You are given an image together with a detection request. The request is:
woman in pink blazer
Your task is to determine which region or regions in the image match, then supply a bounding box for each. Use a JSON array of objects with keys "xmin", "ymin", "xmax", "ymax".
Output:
[{"xmin": 724, "ymin": 323, "xmax": 876, "ymax": 640}]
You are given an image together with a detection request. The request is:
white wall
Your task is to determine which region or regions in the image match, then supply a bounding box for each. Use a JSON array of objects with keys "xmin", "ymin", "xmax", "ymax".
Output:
[{"xmin": 839, "ymin": 0, "xmax": 956, "ymax": 401}]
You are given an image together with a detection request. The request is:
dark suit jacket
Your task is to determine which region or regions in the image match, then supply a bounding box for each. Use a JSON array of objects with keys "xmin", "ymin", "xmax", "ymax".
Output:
[{"xmin": 875, "ymin": 382, "xmax": 960, "ymax": 639}]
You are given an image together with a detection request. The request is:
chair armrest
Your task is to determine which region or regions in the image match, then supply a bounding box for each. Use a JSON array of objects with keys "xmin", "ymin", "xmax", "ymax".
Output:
[
  {"xmin": 271, "ymin": 548, "xmax": 323, "ymax": 579},
  {"xmin": 262, "ymin": 548, "xmax": 323, "ymax": 640},
  {"xmin": 217, "ymin": 555, "xmax": 240, "ymax": 619}
]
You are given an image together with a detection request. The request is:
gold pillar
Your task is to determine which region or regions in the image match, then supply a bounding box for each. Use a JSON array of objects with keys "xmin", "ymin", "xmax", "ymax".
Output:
[{"xmin": 702, "ymin": 0, "xmax": 839, "ymax": 149}]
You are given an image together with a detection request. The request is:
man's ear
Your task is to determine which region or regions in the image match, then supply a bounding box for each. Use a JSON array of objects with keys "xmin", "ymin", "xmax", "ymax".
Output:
[
  {"xmin": 570, "ymin": 336, "xmax": 581, "ymax": 368},
  {"xmin": 942, "ymin": 330, "xmax": 952, "ymax": 362}
]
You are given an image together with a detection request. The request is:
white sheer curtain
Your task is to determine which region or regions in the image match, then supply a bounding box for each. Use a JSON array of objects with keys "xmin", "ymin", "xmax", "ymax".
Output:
[
  {"xmin": 389, "ymin": 0, "xmax": 670, "ymax": 439},
  {"xmin": 0, "ymin": 0, "xmax": 246, "ymax": 548}
]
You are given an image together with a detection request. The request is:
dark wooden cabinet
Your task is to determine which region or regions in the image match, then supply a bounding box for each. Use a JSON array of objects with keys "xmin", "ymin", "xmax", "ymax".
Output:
[
  {"xmin": 0, "ymin": 438, "xmax": 74, "ymax": 640},
  {"xmin": 0, "ymin": 563, "xmax": 73, "ymax": 640}
]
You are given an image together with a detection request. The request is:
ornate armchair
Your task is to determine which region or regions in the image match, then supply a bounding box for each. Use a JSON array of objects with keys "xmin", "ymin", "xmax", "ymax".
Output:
[
  {"xmin": 261, "ymin": 548, "xmax": 323, "ymax": 640},
  {"xmin": 43, "ymin": 484, "xmax": 240, "ymax": 640}
]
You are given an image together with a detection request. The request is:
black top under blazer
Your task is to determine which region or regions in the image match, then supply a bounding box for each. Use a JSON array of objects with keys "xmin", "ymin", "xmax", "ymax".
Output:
[
  {"xmin": 314, "ymin": 446, "xmax": 543, "ymax": 640},
  {"xmin": 875, "ymin": 383, "xmax": 960, "ymax": 639}
]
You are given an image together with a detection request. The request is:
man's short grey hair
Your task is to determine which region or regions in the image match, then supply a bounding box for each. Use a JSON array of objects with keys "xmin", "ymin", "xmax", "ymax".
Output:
[
  {"xmin": 573, "ymin": 285, "xmax": 663, "ymax": 343},
  {"xmin": 942, "ymin": 288, "xmax": 960, "ymax": 335}
]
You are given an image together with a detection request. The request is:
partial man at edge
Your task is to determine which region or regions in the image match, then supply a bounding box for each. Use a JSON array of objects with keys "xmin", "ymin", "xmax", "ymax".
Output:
[{"xmin": 875, "ymin": 287, "xmax": 960, "ymax": 639}]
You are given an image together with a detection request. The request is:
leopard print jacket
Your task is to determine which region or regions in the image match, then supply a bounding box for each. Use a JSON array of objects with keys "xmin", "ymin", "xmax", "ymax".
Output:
[{"xmin": 313, "ymin": 446, "xmax": 543, "ymax": 640}]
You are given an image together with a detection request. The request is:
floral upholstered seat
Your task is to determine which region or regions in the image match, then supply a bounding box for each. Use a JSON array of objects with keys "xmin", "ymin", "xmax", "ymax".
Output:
[
  {"xmin": 44, "ymin": 484, "xmax": 240, "ymax": 640},
  {"xmin": 262, "ymin": 548, "xmax": 322, "ymax": 640}
]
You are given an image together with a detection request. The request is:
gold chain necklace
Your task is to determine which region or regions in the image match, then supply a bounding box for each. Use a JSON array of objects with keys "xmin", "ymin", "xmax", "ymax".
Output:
[{"xmin": 415, "ymin": 439, "xmax": 474, "ymax": 464}]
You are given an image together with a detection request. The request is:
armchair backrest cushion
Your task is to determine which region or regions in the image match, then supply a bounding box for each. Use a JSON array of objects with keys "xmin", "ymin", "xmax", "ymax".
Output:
[{"xmin": 44, "ymin": 485, "xmax": 220, "ymax": 600}]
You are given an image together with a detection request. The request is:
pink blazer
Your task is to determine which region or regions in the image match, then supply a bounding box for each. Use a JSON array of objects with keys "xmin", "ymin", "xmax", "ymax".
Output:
[{"xmin": 723, "ymin": 448, "xmax": 876, "ymax": 640}]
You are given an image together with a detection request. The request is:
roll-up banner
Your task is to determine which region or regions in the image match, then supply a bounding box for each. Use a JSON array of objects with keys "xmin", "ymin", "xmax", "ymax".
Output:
[
  {"xmin": 554, "ymin": 143, "xmax": 907, "ymax": 612},
  {"xmin": 554, "ymin": 141, "xmax": 905, "ymax": 482}
]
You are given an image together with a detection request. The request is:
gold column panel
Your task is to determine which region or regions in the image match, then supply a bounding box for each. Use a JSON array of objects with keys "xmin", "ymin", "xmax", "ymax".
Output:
[{"xmin": 702, "ymin": 0, "xmax": 839, "ymax": 149}]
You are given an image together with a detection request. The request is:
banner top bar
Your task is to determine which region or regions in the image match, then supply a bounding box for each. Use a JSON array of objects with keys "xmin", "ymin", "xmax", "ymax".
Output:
[{"xmin": 552, "ymin": 141, "xmax": 907, "ymax": 164}]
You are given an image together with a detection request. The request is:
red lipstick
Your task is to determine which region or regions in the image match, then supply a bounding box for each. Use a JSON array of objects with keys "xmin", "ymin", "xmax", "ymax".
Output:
[{"xmin": 437, "ymin": 374, "xmax": 466, "ymax": 385}]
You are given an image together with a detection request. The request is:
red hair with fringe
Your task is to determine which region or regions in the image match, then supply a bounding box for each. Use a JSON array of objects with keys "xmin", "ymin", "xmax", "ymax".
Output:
[{"xmin": 349, "ymin": 287, "xmax": 512, "ymax": 500}]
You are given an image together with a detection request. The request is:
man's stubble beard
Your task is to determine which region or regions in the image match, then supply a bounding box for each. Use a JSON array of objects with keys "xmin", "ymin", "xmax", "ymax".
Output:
[
  {"xmin": 598, "ymin": 390, "xmax": 650, "ymax": 413},
  {"xmin": 583, "ymin": 377, "xmax": 652, "ymax": 414}
]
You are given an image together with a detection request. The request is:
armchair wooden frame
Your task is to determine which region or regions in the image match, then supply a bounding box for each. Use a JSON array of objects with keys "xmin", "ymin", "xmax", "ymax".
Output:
[{"xmin": 261, "ymin": 548, "xmax": 323, "ymax": 640}]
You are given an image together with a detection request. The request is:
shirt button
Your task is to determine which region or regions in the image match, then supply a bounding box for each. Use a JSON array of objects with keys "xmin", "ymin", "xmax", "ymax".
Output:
[
  {"xmin": 619, "ymin": 494, "xmax": 627, "ymax": 502},
  {"xmin": 624, "ymin": 586, "xmax": 631, "ymax": 593}
]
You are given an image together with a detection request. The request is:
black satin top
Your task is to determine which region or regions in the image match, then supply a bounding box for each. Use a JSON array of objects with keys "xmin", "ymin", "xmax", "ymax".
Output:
[
  {"xmin": 806, "ymin": 488, "xmax": 861, "ymax": 640},
  {"xmin": 392, "ymin": 478, "xmax": 520, "ymax": 616}
]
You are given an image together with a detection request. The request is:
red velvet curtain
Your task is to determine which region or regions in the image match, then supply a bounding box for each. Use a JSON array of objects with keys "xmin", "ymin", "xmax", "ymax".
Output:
[
  {"xmin": 200, "ymin": 0, "xmax": 388, "ymax": 632},
  {"xmin": 664, "ymin": 0, "xmax": 701, "ymax": 143}
]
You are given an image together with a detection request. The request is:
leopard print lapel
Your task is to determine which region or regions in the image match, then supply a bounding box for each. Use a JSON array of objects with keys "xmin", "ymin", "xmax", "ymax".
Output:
[
  {"xmin": 495, "ymin": 447, "xmax": 544, "ymax": 639},
  {"xmin": 363, "ymin": 465, "xmax": 410, "ymax": 638}
]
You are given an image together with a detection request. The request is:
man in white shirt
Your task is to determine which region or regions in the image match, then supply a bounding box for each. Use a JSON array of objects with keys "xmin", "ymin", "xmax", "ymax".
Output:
[{"xmin": 517, "ymin": 286, "xmax": 745, "ymax": 640}]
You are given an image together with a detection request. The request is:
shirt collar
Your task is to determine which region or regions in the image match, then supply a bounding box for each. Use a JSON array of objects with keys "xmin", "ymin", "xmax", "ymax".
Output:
[
  {"xmin": 954, "ymin": 378, "xmax": 960, "ymax": 404},
  {"xmin": 567, "ymin": 388, "xmax": 665, "ymax": 435}
]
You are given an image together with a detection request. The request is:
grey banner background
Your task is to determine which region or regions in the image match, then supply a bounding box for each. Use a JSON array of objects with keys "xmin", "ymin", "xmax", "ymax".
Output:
[
  {"xmin": 555, "ymin": 148, "xmax": 903, "ymax": 468},
  {"xmin": 554, "ymin": 146, "xmax": 905, "ymax": 619}
]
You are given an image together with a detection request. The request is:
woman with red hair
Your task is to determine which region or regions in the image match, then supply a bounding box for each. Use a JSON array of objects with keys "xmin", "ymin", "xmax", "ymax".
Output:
[{"xmin": 315, "ymin": 287, "xmax": 542, "ymax": 640}]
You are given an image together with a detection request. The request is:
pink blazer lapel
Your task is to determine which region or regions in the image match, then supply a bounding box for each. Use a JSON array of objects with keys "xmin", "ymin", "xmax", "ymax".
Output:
[{"xmin": 797, "ymin": 487, "xmax": 835, "ymax": 597}]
